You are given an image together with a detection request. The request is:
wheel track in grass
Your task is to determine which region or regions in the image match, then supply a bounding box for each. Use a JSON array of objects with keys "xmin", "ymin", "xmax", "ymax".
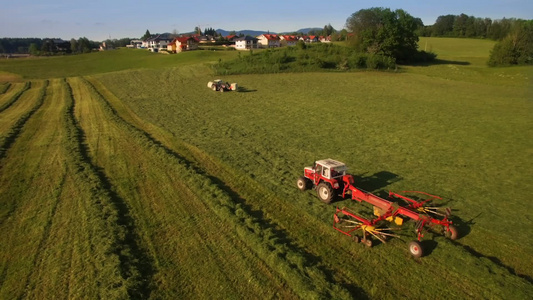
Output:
[
  {"xmin": 0, "ymin": 81, "xmax": 30, "ymax": 113},
  {"xmin": 82, "ymin": 77, "xmax": 357, "ymax": 299},
  {"xmin": 64, "ymin": 78, "xmax": 155, "ymax": 299}
]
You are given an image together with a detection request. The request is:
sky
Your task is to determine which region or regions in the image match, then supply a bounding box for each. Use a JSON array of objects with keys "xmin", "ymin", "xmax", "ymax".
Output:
[{"xmin": 1, "ymin": 0, "xmax": 532, "ymax": 41}]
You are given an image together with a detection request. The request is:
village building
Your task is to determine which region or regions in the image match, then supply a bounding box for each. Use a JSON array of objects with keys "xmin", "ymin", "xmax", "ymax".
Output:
[
  {"xmin": 257, "ymin": 34, "xmax": 280, "ymax": 48},
  {"xmin": 234, "ymin": 36, "xmax": 259, "ymax": 50}
]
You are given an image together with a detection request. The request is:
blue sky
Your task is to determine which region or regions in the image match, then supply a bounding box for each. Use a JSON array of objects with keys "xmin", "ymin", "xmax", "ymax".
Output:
[{"xmin": 1, "ymin": 0, "xmax": 531, "ymax": 41}]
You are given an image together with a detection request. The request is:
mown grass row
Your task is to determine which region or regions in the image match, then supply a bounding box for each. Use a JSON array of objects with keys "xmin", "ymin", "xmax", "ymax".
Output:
[
  {"xmin": 0, "ymin": 83, "xmax": 10, "ymax": 94},
  {"xmin": 0, "ymin": 80, "xmax": 47, "ymax": 160},
  {"xmin": 0, "ymin": 81, "xmax": 30, "ymax": 113},
  {"xmin": 1, "ymin": 78, "xmax": 133, "ymax": 299},
  {"xmin": 64, "ymin": 78, "xmax": 153, "ymax": 299},
  {"xmin": 81, "ymin": 77, "xmax": 355, "ymax": 298}
]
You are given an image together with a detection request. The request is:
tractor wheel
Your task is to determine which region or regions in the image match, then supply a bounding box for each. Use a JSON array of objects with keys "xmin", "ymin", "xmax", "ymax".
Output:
[
  {"xmin": 220, "ymin": 88, "xmax": 225, "ymax": 92},
  {"xmin": 296, "ymin": 177, "xmax": 310, "ymax": 191},
  {"xmin": 408, "ymin": 241, "xmax": 423, "ymax": 258},
  {"xmin": 317, "ymin": 182, "xmax": 334, "ymax": 204},
  {"xmin": 445, "ymin": 225, "xmax": 459, "ymax": 240},
  {"xmin": 363, "ymin": 239, "xmax": 373, "ymax": 247},
  {"xmin": 212, "ymin": 85, "xmax": 217, "ymax": 91}
]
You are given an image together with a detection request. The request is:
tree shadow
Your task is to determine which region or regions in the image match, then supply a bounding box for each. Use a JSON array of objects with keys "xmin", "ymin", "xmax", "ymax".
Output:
[{"xmin": 404, "ymin": 59, "xmax": 471, "ymax": 67}]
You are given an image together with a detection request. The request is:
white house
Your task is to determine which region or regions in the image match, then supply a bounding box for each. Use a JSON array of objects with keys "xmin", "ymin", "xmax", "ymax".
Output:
[
  {"xmin": 235, "ymin": 36, "xmax": 259, "ymax": 50},
  {"xmin": 257, "ymin": 34, "xmax": 280, "ymax": 48},
  {"xmin": 145, "ymin": 35, "xmax": 173, "ymax": 50}
]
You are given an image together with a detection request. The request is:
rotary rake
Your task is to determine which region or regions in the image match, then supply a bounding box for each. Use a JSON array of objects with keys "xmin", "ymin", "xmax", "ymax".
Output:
[{"xmin": 298, "ymin": 159, "xmax": 458, "ymax": 257}]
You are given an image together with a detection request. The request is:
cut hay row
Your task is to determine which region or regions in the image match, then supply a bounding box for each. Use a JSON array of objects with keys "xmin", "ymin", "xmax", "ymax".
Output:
[
  {"xmin": 0, "ymin": 83, "xmax": 10, "ymax": 94},
  {"xmin": 77, "ymin": 76, "xmax": 355, "ymax": 298},
  {"xmin": 0, "ymin": 78, "xmax": 134, "ymax": 299},
  {"xmin": 0, "ymin": 81, "xmax": 30, "ymax": 113},
  {"xmin": 0, "ymin": 80, "xmax": 47, "ymax": 160}
]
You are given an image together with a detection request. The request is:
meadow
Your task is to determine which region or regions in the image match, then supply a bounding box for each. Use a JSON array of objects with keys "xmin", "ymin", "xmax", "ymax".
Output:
[{"xmin": 0, "ymin": 38, "xmax": 532, "ymax": 299}]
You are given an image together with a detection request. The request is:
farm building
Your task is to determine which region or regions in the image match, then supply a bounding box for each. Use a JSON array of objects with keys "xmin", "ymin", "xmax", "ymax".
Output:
[{"xmin": 235, "ymin": 36, "xmax": 259, "ymax": 50}]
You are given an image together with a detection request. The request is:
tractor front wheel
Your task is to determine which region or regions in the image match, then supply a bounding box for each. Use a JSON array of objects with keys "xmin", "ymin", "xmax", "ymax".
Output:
[
  {"xmin": 408, "ymin": 241, "xmax": 424, "ymax": 258},
  {"xmin": 445, "ymin": 225, "xmax": 459, "ymax": 240},
  {"xmin": 317, "ymin": 182, "xmax": 334, "ymax": 204},
  {"xmin": 212, "ymin": 85, "xmax": 217, "ymax": 91},
  {"xmin": 297, "ymin": 177, "xmax": 310, "ymax": 191}
]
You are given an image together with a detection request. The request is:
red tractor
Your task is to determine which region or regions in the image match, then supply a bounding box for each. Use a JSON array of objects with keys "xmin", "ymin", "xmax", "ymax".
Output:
[
  {"xmin": 297, "ymin": 159, "xmax": 348, "ymax": 203},
  {"xmin": 297, "ymin": 159, "xmax": 458, "ymax": 257}
]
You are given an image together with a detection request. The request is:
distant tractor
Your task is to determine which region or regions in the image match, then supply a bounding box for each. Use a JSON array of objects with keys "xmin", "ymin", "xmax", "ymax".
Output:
[
  {"xmin": 207, "ymin": 80, "xmax": 238, "ymax": 92},
  {"xmin": 297, "ymin": 159, "xmax": 458, "ymax": 258}
]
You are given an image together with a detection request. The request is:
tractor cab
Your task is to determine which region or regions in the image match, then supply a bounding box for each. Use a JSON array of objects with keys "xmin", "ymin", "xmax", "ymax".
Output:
[{"xmin": 305, "ymin": 159, "xmax": 347, "ymax": 182}]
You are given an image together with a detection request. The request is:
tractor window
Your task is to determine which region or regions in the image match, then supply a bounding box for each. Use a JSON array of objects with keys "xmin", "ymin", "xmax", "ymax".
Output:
[
  {"xmin": 323, "ymin": 167, "xmax": 329, "ymax": 178},
  {"xmin": 315, "ymin": 164, "xmax": 322, "ymax": 175}
]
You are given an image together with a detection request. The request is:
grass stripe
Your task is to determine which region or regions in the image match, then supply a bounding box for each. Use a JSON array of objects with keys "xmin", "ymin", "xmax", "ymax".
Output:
[
  {"xmin": 0, "ymin": 81, "xmax": 30, "ymax": 113},
  {"xmin": 0, "ymin": 81, "xmax": 47, "ymax": 161}
]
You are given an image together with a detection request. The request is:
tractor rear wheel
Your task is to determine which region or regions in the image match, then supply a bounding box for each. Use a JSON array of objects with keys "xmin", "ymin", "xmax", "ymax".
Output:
[
  {"xmin": 445, "ymin": 225, "xmax": 458, "ymax": 240},
  {"xmin": 408, "ymin": 241, "xmax": 423, "ymax": 258},
  {"xmin": 297, "ymin": 176, "xmax": 310, "ymax": 191},
  {"xmin": 317, "ymin": 182, "xmax": 334, "ymax": 204}
]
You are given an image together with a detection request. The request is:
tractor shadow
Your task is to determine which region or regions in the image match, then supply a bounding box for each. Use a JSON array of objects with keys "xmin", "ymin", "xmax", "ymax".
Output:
[
  {"xmin": 332, "ymin": 171, "xmax": 401, "ymax": 204},
  {"xmin": 236, "ymin": 86, "xmax": 257, "ymax": 93}
]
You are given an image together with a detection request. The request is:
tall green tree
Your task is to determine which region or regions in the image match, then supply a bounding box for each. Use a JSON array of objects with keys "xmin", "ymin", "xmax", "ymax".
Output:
[
  {"xmin": 488, "ymin": 20, "xmax": 533, "ymax": 66},
  {"xmin": 432, "ymin": 15, "xmax": 455, "ymax": 36},
  {"xmin": 345, "ymin": 7, "xmax": 420, "ymax": 62},
  {"xmin": 70, "ymin": 38, "xmax": 78, "ymax": 53},
  {"xmin": 142, "ymin": 29, "xmax": 151, "ymax": 40}
]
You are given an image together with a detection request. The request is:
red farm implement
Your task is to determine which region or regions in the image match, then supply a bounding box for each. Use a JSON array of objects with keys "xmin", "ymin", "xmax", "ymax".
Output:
[{"xmin": 297, "ymin": 159, "xmax": 458, "ymax": 257}]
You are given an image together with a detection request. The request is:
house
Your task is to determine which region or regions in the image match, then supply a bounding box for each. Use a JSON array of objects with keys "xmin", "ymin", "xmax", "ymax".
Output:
[
  {"xmin": 168, "ymin": 36, "xmax": 199, "ymax": 53},
  {"xmin": 280, "ymin": 35, "xmax": 298, "ymax": 47},
  {"xmin": 257, "ymin": 34, "xmax": 280, "ymax": 48},
  {"xmin": 225, "ymin": 35, "xmax": 238, "ymax": 42},
  {"xmin": 319, "ymin": 36, "xmax": 331, "ymax": 43},
  {"xmin": 308, "ymin": 36, "xmax": 319, "ymax": 43},
  {"xmin": 234, "ymin": 36, "xmax": 259, "ymax": 50},
  {"xmin": 145, "ymin": 34, "xmax": 173, "ymax": 50},
  {"xmin": 128, "ymin": 40, "xmax": 143, "ymax": 48}
]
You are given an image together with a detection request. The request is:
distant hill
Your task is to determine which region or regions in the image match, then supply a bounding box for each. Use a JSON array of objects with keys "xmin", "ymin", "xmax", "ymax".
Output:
[
  {"xmin": 215, "ymin": 29, "xmax": 273, "ymax": 36},
  {"xmin": 292, "ymin": 28, "xmax": 323, "ymax": 34},
  {"xmin": 179, "ymin": 27, "xmax": 325, "ymax": 37}
]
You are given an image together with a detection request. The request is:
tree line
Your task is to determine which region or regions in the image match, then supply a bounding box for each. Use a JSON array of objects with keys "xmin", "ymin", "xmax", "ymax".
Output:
[
  {"xmin": 418, "ymin": 14, "xmax": 528, "ymax": 40},
  {"xmin": 0, "ymin": 37, "xmax": 133, "ymax": 55}
]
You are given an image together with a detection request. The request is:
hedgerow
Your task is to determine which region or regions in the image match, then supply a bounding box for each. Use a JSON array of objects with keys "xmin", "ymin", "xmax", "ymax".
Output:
[{"xmin": 213, "ymin": 43, "xmax": 397, "ymax": 75}]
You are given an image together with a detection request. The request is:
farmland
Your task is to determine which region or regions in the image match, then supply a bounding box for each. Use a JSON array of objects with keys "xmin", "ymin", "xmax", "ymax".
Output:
[{"xmin": 1, "ymin": 38, "xmax": 532, "ymax": 299}]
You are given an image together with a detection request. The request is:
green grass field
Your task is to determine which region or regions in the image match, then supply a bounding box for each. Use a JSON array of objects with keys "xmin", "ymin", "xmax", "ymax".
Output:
[{"xmin": 0, "ymin": 39, "xmax": 532, "ymax": 299}]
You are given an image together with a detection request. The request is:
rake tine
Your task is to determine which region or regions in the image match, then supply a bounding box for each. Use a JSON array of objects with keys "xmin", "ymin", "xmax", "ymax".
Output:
[{"xmin": 368, "ymin": 230, "xmax": 387, "ymax": 244}]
